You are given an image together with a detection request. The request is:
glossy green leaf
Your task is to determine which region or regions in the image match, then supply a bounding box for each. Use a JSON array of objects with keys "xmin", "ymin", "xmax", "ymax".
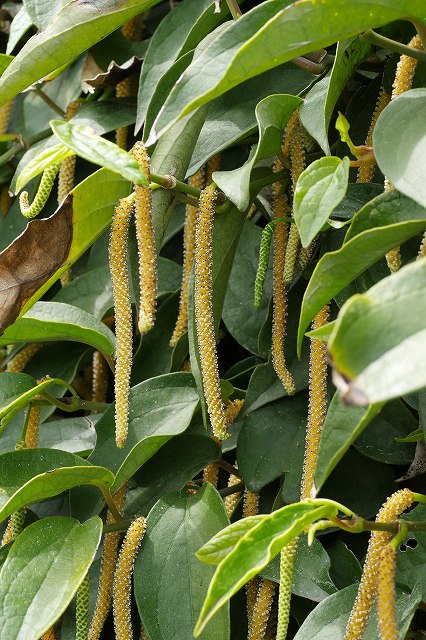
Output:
[
  {"xmin": 50, "ymin": 120, "xmax": 147, "ymax": 185},
  {"xmin": 0, "ymin": 516, "xmax": 102, "ymax": 640},
  {"xmin": 0, "ymin": 167, "xmax": 132, "ymax": 333},
  {"xmin": 134, "ymin": 485, "xmax": 230, "ymax": 640},
  {"xmin": 23, "ymin": 0, "xmax": 68, "ymax": 29},
  {"xmin": 195, "ymin": 502, "xmax": 335, "ymax": 635},
  {"xmin": 300, "ymin": 38, "xmax": 372, "ymax": 154},
  {"xmin": 0, "ymin": 0, "xmax": 163, "ymax": 107},
  {"xmin": 294, "ymin": 156, "xmax": 350, "ymax": 247},
  {"xmin": 0, "ymin": 302, "xmax": 115, "ymax": 356},
  {"xmin": 297, "ymin": 190, "xmax": 426, "ymax": 354},
  {"xmin": 328, "ymin": 258, "xmax": 426, "ymax": 405},
  {"xmin": 37, "ymin": 415, "xmax": 98, "ymax": 455},
  {"xmin": 0, "ymin": 448, "xmax": 113, "ymax": 522},
  {"xmin": 6, "ymin": 7, "xmax": 32, "ymax": 55},
  {"xmin": 152, "ymin": 0, "xmax": 426, "ymax": 139},
  {"xmin": 138, "ymin": 0, "xmax": 228, "ymax": 133},
  {"xmin": 88, "ymin": 373, "xmax": 199, "ymax": 492},
  {"xmin": 314, "ymin": 393, "xmax": 381, "ymax": 491},
  {"xmin": 293, "ymin": 583, "xmax": 421, "ymax": 640},
  {"xmin": 399, "ymin": 505, "xmax": 426, "ymax": 597},
  {"xmin": 214, "ymin": 94, "xmax": 301, "ymax": 210},
  {"xmin": 0, "ymin": 373, "xmax": 37, "ymax": 414},
  {"xmin": 326, "ymin": 540, "xmax": 361, "ymax": 590},
  {"xmin": 374, "ymin": 88, "xmax": 426, "ymax": 208}
]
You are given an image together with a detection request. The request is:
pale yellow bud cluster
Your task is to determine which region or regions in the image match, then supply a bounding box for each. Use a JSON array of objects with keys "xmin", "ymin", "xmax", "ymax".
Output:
[
  {"xmin": 109, "ymin": 196, "xmax": 134, "ymax": 449},
  {"xmin": 116, "ymin": 78, "xmax": 133, "ymax": 151},
  {"xmin": 20, "ymin": 164, "xmax": 60, "ymax": 219},
  {"xmin": 224, "ymin": 469, "xmax": 242, "ymax": 517},
  {"xmin": 0, "ymin": 101, "xmax": 13, "ymax": 134},
  {"xmin": 301, "ymin": 304, "xmax": 330, "ymax": 500},
  {"xmin": 203, "ymin": 463, "xmax": 219, "ymax": 487},
  {"xmin": 6, "ymin": 343, "xmax": 42, "ymax": 372},
  {"xmin": 113, "ymin": 517, "xmax": 146, "ymax": 640},
  {"xmin": 225, "ymin": 398, "xmax": 244, "ymax": 425},
  {"xmin": 41, "ymin": 627, "xmax": 56, "ymax": 640},
  {"xmin": 92, "ymin": 350, "xmax": 109, "ymax": 404},
  {"xmin": 76, "ymin": 573, "xmax": 90, "ymax": 640},
  {"xmin": 88, "ymin": 484, "xmax": 127, "ymax": 640},
  {"xmin": 58, "ymin": 101, "xmax": 79, "ymax": 204},
  {"xmin": 195, "ymin": 186, "xmax": 227, "ymax": 440},
  {"xmin": 344, "ymin": 489, "xmax": 414, "ymax": 640},
  {"xmin": 357, "ymin": 87, "xmax": 390, "ymax": 184},
  {"xmin": 206, "ymin": 154, "xmax": 221, "ymax": 184},
  {"xmin": 271, "ymin": 182, "xmax": 295, "ymax": 396},
  {"xmin": 298, "ymin": 239, "xmax": 317, "ymax": 272},
  {"xmin": 244, "ymin": 490, "xmax": 260, "ymax": 624},
  {"xmin": 25, "ymin": 405, "xmax": 40, "ymax": 450},
  {"xmin": 276, "ymin": 538, "xmax": 297, "ymax": 640},
  {"xmin": 131, "ymin": 143, "xmax": 157, "ymax": 336},
  {"xmin": 170, "ymin": 167, "xmax": 206, "ymax": 347},
  {"xmin": 377, "ymin": 544, "xmax": 397, "ymax": 640},
  {"xmin": 249, "ymin": 579, "xmax": 276, "ymax": 640}
]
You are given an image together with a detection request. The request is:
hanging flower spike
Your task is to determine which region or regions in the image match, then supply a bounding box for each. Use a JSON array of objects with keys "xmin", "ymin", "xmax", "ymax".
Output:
[
  {"xmin": 20, "ymin": 164, "xmax": 60, "ymax": 219},
  {"xmin": 206, "ymin": 154, "xmax": 221, "ymax": 185},
  {"xmin": 224, "ymin": 468, "xmax": 242, "ymax": 517},
  {"xmin": 24, "ymin": 405, "xmax": 40, "ymax": 450},
  {"xmin": 377, "ymin": 544, "xmax": 398, "ymax": 640},
  {"xmin": 357, "ymin": 86, "xmax": 390, "ymax": 184},
  {"xmin": 76, "ymin": 573, "xmax": 90, "ymax": 640},
  {"xmin": 385, "ymin": 35, "xmax": 423, "ymax": 272},
  {"xmin": 92, "ymin": 350, "xmax": 109, "ymax": 404},
  {"xmin": 131, "ymin": 142, "xmax": 157, "ymax": 336},
  {"xmin": 344, "ymin": 489, "xmax": 415, "ymax": 640},
  {"xmin": 276, "ymin": 538, "xmax": 297, "ymax": 640},
  {"xmin": 109, "ymin": 195, "xmax": 134, "ymax": 449},
  {"xmin": 0, "ymin": 100, "xmax": 13, "ymax": 135},
  {"xmin": 254, "ymin": 220, "xmax": 276, "ymax": 308},
  {"xmin": 194, "ymin": 185, "xmax": 228, "ymax": 440},
  {"xmin": 170, "ymin": 167, "xmax": 206, "ymax": 347},
  {"xmin": 203, "ymin": 463, "xmax": 219, "ymax": 487},
  {"xmin": 58, "ymin": 101, "xmax": 79, "ymax": 204},
  {"xmin": 116, "ymin": 78, "xmax": 133, "ymax": 151},
  {"xmin": 271, "ymin": 178, "xmax": 295, "ymax": 397},
  {"xmin": 301, "ymin": 304, "xmax": 330, "ymax": 500},
  {"xmin": 244, "ymin": 490, "xmax": 260, "ymax": 625},
  {"xmin": 249, "ymin": 579, "xmax": 276, "ymax": 640},
  {"xmin": 88, "ymin": 484, "xmax": 127, "ymax": 640},
  {"xmin": 6, "ymin": 343, "xmax": 42, "ymax": 373},
  {"xmin": 113, "ymin": 517, "xmax": 146, "ymax": 640}
]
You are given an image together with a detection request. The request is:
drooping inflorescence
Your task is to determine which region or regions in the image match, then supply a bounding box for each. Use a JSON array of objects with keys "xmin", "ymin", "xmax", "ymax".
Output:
[
  {"xmin": 377, "ymin": 544, "xmax": 398, "ymax": 640},
  {"xmin": 113, "ymin": 516, "xmax": 146, "ymax": 640},
  {"xmin": 20, "ymin": 164, "xmax": 60, "ymax": 219},
  {"xmin": 76, "ymin": 572, "xmax": 90, "ymax": 640},
  {"xmin": 357, "ymin": 86, "xmax": 390, "ymax": 184},
  {"xmin": 385, "ymin": 35, "xmax": 423, "ymax": 273},
  {"xmin": 249, "ymin": 579, "xmax": 276, "ymax": 640},
  {"xmin": 254, "ymin": 219, "xmax": 286, "ymax": 308},
  {"xmin": 170, "ymin": 167, "xmax": 206, "ymax": 347},
  {"xmin": 24, "ymin": 404, "xmax": 40, "ymax": 450},
  {"xmin": 194, "ymin": 185, "xmax": 227, "ymax": 440},
  {"xmin": 131, "ymin": 142, "xmax": 157, "ymax": 336},
  {"xmin": 6, "ymin": 343, "xmax": 42, "ymax": 373},
  {"xmin": 109, "ymin": 195, "xmax": 134, "ymax": 448},
  {"xmin": 92, "ymin": 350, "xmax": 109, "ymax": 404},
  {"xmin": 301, "ymin": 304, "xmax": 330, "ymax": 500},
  {"xmin": 276, "ymin": 538, "xmax": 297, "ymax": 640},
  {"xmin": 88, "ymin": 484, "xmax": 127, "ymax": 640},
  {"xmin": 116, "ymin": 77, "xmax": 133, "ymax": 151},
  {"xmin": 58, "ymin": 101, "xmax": 79, "ymax": 204},
  {"xmin": 244, "ymin": 489, "xmax": 260, "ymax": 625},
  {"xmin": 344, "ymin": 489, "xmax": 415, "ymax": 640}
]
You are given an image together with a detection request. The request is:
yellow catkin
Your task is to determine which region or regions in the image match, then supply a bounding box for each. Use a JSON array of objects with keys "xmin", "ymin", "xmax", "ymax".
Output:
[
  {"xmin": 58, "ymin": 101, "xmax": 79, "ymax": 204},
  {"xmin": 377, "ymin": 544, "xmax": 398, "ymax": 640},
  {"xmin": 224, "ymin": 470, "xmax": 242, "ymax": 517},
  {"xmin": 24, "ymin": 405, "xmax": 40, "ymax": 450},
  {"xmin": 386, "ymin": 35, "xmax": 422, "ymax": 272},
  {"xmin": 6, "ymin": 343, "xmax": 42, "ymax": 372},
  {"xmin": 109, "ymin": 196, "xmax": 134, "ymax": 448},
  {"xmin": 0, "ymin": 185, "xmax": 11, "ymax": 217},
  {"xmin": 276, "ymin": 538, "xmax": 297, "ymax": 640},
  {"xmin": 88, "ymin": 484, "xmax": 127, "ymax": 640},
  {"xmin": 1, "ymin": 517, "xmax": 13, "ymax": 546},
  {"xmin": 344, "ymin": 489, "xmax": 414, "ymax": 640},
  {"xmin": 170, "ymin": 167, "xmax": 206, "ymax": 347},
  {"xmin": 131, "ymin": 143, "xmax": 157, "ymax": 336},
  {"xmin": 113, "ymin": 517, "xmax": 146, "ymax": 640},
  {"xmin": 41, "ymin": 627, "xmax": 56, "ymax": 640},
  {"xmin": 92, "ymin": 350, "xmax": 109, "ymax": 404},
  {"xmin": 357, "ymin": 87, "xmax": 390, "ymax": 184},
  {"xmin": 249, "ymin": 579, "xmax": 276, "ymax": 640},
  {"xmin": 225, "ymin": 398, "xmax": 244, "ymax": 425},
  {"xmin": 271, "ymin": 178, "xmax": 295, "ymax": 396},
  {"xmin": 0, "ymin": 101, "xmax": 13, "ymax": 134},
  {"xmin": 116, "ymin": 77, "xmax": 133, "ymax": 151},
  {"xmin": 195, "ymin": 186, "xmax": 227, "ymax": 440},
  {"xmin": 244, "ymin": 490, "xmax": 260, "ymax": 624},
  {"xmin": 203, "ymin": 463, "xmax": 219, "ymax": 487},
  {"xmin": 206, "ymin": 154, "xmax": 221, "ymax": 185},
  {"xmin": 301, "ymin": 304, "xmax": 330, "ymax": 500}
]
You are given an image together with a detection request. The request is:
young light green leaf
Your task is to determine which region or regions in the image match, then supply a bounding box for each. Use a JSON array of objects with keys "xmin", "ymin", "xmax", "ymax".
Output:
[
  {"xmin": 15, "ymin": 142, "xmax": 73, "ymax": 194},
  {"xmin": 50, "ymin": 121, "xmax": 147, "ymax": 185},
  {"xmin": 134, "ymin": 485, "xmax": 230, "ymax": 640},
  {"xmin": 195, "ymin": 502, "xmax": 336, "ymax": 635},
  {"xmin": 374, "ymin": 88, "xmax": 426, "ymax": 209},
  {"xmin": 0, "ymin": 373, "xmax": 37, "ymax": 414},
  {"xmin": 328, "ymin": 258, "xmax": 426, "ymax": 405},
  {"xmin": 300, "ymin": 37, "xmax": 372, "ymax": 154},
  {"xmin": 152, "ymin": 0, "xmax": 426, "ymax": 139},
  {"xmin": 0, "ymin": 302, "xmax": 115, "ymax": 357},
  {"xmin": 0, "ymin": 448, "xmax": 114, "ymax": 523},
  {"xmin": 293, "ymin": 156, "xmax": 350, "ymax": 247},
  {"xmin": 6, "ymin": 7, "xmax": 32, "ymax": 55},
  {"xmin": 0, "ymin": 0, "xmax": 163, "ymax": 107},
  {"xmin": 214, "ymin": 94, "xmax": 301, "ymax": 210},
  {"xmin": 297, "ymin": 190, "xmax": 426, "ymax": 355},
  {"xmin": 197, "ymin": 515, "xmax": 264, "ymax": 565},
  {"xmin": 0, "ymin": 516, "xmax": 102, "ymax": 640}
]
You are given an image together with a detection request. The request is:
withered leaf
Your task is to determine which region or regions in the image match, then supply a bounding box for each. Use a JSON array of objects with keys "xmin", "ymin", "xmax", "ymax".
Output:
[{"xmin": 0, "ymin": 198, "xmax": 73, "ymax": 333}]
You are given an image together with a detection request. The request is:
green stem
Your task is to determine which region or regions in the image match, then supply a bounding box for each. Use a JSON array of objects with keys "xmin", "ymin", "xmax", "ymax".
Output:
[
  {"xmin": 226, "ymin": 0, "xmax": 242, "ymax": 19},
  {"xmin": 38, "ymin": 392, "xmax": 109, "ymax": 413},
  {"xmin": 100, "ymin": 487, "xmax": 122, "ymax": 523},
  {"xmin": 150, "ymin": 171, "xmax": 201, "ymax": 198},
  {"xmin": 291, "ymin": 56, "xmax": 326, "ymax": 75},
  {"xmin": 103, "ymin": 518, "xmax": 132, "ymax": 534},
  {"xmin": 33, "ymin": 87, "xmax": 65, "ymax": 117},
  {"xmin": 0, "ymin": 128, "xmax": 51, "ymax": 166},
  {"xmin": 217, "ymin": 459, "xmax": 241, "ymax": 478},
  {"xmin": 361, "ymin": 29, "xmax": 426, "ymax": 62}
]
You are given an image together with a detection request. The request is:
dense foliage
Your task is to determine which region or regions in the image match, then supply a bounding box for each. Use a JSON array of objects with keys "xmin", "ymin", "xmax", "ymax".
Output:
[{"xmin": 0, "ymin": 1, "xmax": 425, "ymax": 639}]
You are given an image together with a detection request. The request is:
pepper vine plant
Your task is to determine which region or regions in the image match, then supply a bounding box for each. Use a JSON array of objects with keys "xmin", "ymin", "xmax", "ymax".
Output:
[{"xmin": 0, "ymin": 0, "xmax": 425, "ymax": 639}]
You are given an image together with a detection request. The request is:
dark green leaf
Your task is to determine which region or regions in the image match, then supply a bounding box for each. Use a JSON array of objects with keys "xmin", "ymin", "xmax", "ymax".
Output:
[{"xmin": 399, "ymin": 504, "xmax": 426, "ymax": 597}]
